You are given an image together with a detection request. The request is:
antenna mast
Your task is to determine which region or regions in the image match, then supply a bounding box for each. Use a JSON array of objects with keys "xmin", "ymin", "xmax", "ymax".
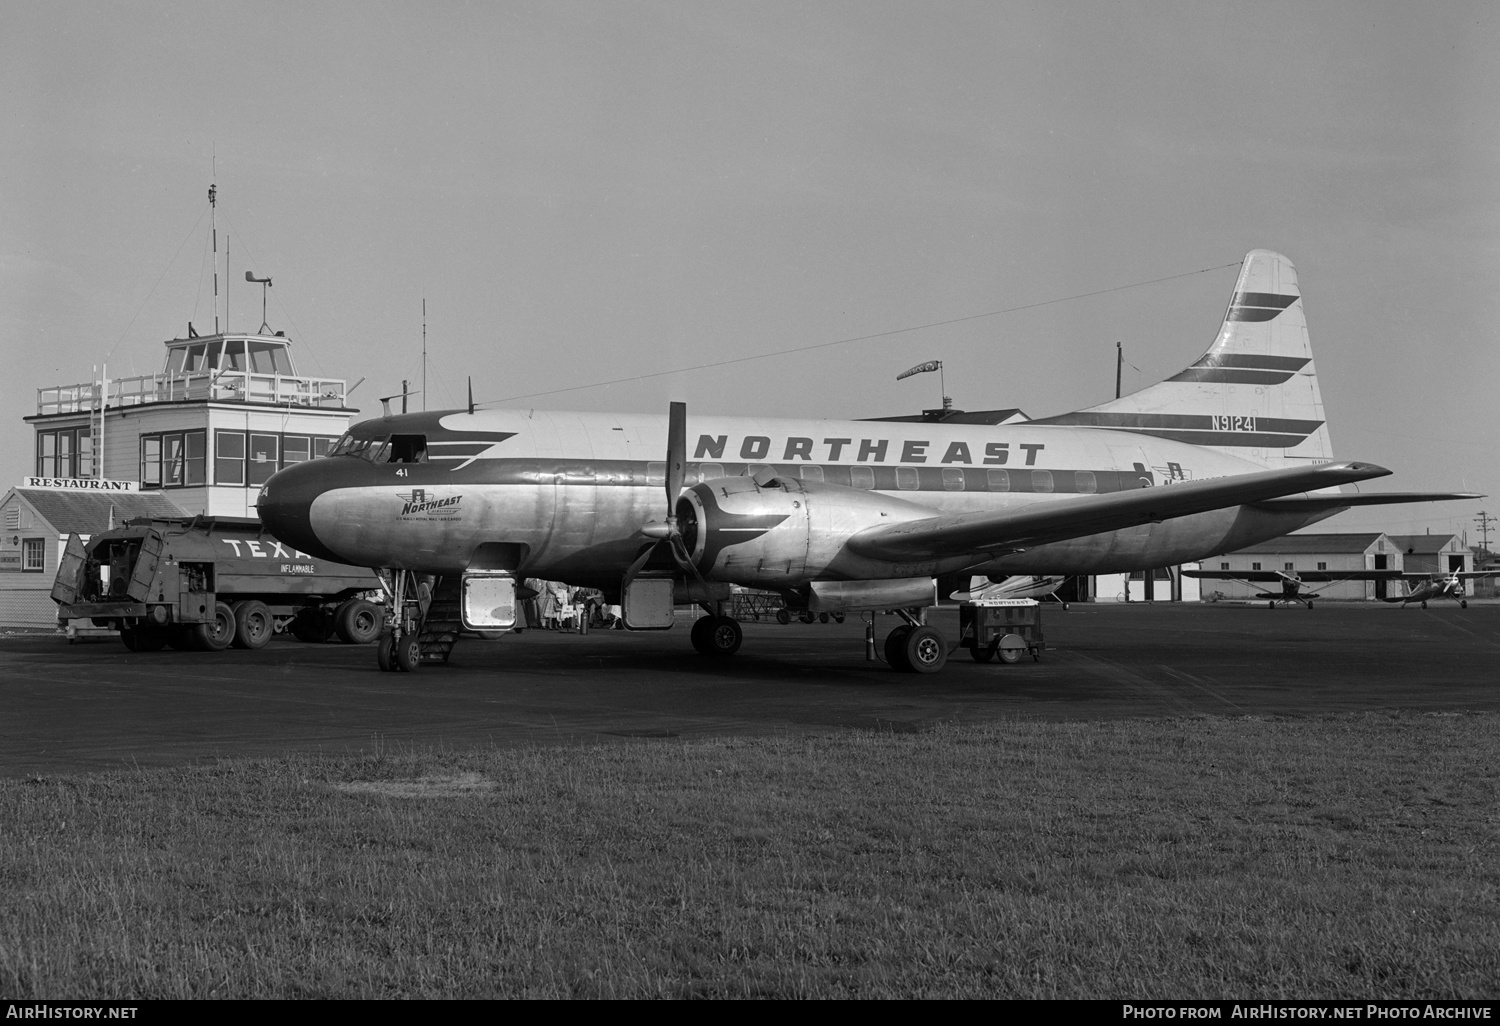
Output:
[
  {"xmin": 209, "ymin": 183, "xmax": 219, "ymax": 334},
  {"xmin": 422, "ymin": 298, "xmax": 427, "ymax": 412},
  {"xmin": 1116, "ymin": 341, "xmax": 1123, "ymax": 399}
]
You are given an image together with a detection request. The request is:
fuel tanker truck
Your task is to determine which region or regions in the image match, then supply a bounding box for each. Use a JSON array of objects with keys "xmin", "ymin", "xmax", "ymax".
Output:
[{"xmin": 51, "ymin": 516, "xmax": 384, "ymax": 652}]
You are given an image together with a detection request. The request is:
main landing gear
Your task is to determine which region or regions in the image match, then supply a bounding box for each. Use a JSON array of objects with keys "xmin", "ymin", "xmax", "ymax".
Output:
[
  {"xmin": 690, "ymin": 614, "xmax": 743, "ymax": 657},
  {"xmin": 374, "ymin": 569, "xmax": 429, "ymax": 672},
  {"xmin": 880, "ymin": 610, "xmax": 948, "ymax": 674}
]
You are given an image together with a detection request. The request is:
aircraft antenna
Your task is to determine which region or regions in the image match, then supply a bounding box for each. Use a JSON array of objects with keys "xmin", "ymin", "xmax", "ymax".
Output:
[
  {"xmin": 422, "ymin": 298, "xmax": 427, "ymax": 412},
  {"xmin": 1116, "ymin": 341, "xmax": 1123, "ymax": 399},
  {"xmin": 467, "ymin": 376, "xmax": 474, "ymax": 415}
]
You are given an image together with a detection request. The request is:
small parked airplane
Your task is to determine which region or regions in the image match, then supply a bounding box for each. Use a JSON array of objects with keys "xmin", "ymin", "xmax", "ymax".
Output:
[
  {"xmin": 1386, "ymin": 570, "xmax": 1499, "ymax": 609},
  {"xmin": 949, "ymin": 575, "xmax": 1070, "ymax": 606},
  {"xmin": 1182, "ymin": 567, "xmax": 1405, "ymax": 609},
  {"xmin": 256, "ymin": 250, "xmax": 1476, "ymax": 673}
]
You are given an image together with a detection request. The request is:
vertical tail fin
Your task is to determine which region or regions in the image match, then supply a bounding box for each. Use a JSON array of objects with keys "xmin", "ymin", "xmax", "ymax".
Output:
[{"xmin": 1034, "ymin": 250, "xmax": 1333, "ymax": 468}]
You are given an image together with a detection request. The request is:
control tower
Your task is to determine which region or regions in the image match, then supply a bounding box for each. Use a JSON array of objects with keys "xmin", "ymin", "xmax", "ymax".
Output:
[{"xmin": 24, "ymin": 329, "xmax": 358, "ymax": 519}]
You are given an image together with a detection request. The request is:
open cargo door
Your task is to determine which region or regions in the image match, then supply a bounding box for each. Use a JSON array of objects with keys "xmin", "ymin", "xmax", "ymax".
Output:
[{"xmin": 49, "ymin": 533, "xmax": 88, "ymax": 606}]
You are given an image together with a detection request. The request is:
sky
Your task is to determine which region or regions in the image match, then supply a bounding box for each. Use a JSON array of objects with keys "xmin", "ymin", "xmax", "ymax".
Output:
[{"xmin": 3, "ymin": 1, "xmax": 1497, "ymax": 544}]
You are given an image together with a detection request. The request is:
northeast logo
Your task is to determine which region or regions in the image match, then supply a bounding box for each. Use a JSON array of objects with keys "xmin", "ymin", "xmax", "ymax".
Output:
[{"xmin": 398, "ymin": 489, "xmax": 463, "ymax": 519}]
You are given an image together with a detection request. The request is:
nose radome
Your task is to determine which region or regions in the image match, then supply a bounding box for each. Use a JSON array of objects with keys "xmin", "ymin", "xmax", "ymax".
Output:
[{"xmin": 257, "ymin": 458, "xmax": 364, "ymax": 564}]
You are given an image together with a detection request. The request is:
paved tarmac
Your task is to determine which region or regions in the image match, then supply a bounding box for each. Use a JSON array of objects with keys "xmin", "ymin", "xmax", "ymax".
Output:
[{"xmin": 2, "ymin": 602, "xmax": 1497, "ymax": 778}]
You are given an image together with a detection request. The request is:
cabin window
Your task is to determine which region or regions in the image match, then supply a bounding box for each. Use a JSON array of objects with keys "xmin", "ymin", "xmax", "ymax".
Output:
[
  {"xmin": 387, "ymin": 435, "xmax": 428, "ymax": 464},
  {"xmin": 1252, "ymin": 562, "xmax": 1262, "ymax": 571},
  {"xmin": 1284, "ymin": 562, "xmax": 1294, "ymax": 571},
  {"xmin": 22, "ymin": 538, "xmax": 44, "ymax": 573},
  {"xmin": 248, "ymin": 434, "xmax": 280, "ymax": 486},
  {"xmin": 800, "ymin": 465, "xmax": 824, "ymax": 483},
  {"xmin": 1031, "ymin": 470, "xmax": 1054, "ymax": 493},
  {"xmin": 895, "ymin": 467, "xmax": 919, "ymax": 491},
  {"xmin": 850, "ymin": 466, "xmax": 875, "ymax": 490},
  {"xmin": 1220, "ymin": 562, "xmax": 1229, "ymax": 570},
  {"xmin": 986, "ymin": 469, "xmax": 1009, "ymax": 492},
  {"xmin": 942, "ymin": 468, "xmax": 964, "ymax": 491},
  {"xmin": 216, "ymin": 431, "xmax": 246, "ymax": 485},
  {"xmin": 1076, "ymin": 470, "xmax": 1097, "ymax": 494},
  {"xmin": 1317, "ymin": 562, "xmax": 1327, "ymax": 570},
  {"xmin": 698, "ymin": 462, "xmax": 724, "ymax": 482}
]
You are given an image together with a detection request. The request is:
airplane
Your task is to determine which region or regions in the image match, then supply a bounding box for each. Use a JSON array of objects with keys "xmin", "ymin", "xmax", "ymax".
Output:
[
  {"xmin": 1182, "ymin": 567, "xmax": 1407, "ymax": 608},
  {"xmin": 949, "ymin": 575, "xmax": 1071, "ymax": 607},
  {"xmin": 1386, "ymin": 570, "xmax": 1499, "ymax": 609},
  {"xmin": 256, "ymin": 249, "xmax": 1478, "ymax": 674}
]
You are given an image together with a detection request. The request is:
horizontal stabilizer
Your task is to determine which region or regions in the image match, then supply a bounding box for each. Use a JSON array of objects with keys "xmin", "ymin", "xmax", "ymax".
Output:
[{"xmin": 847, "ymin": 461, "xmax": 1390, "ymax": 562}]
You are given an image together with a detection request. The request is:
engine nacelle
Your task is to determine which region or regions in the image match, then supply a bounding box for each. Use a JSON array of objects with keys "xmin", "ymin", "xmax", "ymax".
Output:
[{"xmin": 676, "ymin": 475, "xmax": 950, "ymax": 588}]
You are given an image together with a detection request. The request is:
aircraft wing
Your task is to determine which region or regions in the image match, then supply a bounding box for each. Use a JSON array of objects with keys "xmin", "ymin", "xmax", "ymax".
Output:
[
  {"xmin": 1182, "ymin": 570, "xmax": 1291, "ymax": 582},
  {"xmin": 846, "ymin": 461, "xmax": 1391, "ymax": 563},
  {"xmin": 1250, "ymin": 491, "xmax": 1483, "ymax": 514}
]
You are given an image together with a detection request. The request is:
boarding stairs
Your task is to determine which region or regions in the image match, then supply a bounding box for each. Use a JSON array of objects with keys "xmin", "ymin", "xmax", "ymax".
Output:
[{"xmin": 416, "ymin": 575, "xmax": 463, "ymax": 664}]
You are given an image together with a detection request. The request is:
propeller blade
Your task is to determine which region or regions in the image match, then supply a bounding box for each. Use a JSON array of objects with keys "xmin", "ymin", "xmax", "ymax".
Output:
[{"xmin": 666, "ymin": 401, "xmax": 687, "ymax": 512}]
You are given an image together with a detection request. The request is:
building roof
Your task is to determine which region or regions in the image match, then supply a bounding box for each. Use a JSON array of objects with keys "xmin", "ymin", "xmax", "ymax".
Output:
[
  {"xmin": 9, "ymin": 489, "xmax": 187, "ymax": 536},
  {"xmin": 1225, "ymin": 532, "xmax": 1387, "ymax": 555},
  {"xmin": 1386, "ymin": 534, "xmax": 1462, "ymax": 555}
]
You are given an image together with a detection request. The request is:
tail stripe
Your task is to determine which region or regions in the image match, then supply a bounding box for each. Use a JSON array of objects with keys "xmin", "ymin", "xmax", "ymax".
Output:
[{"xmin": 1228, "ymin": 291, "xmax": 1300, "ymax": 322}]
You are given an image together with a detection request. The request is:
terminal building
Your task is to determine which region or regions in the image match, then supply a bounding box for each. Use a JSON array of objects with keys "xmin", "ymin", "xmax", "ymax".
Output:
[{"xmin": 1, "ymin": 329, "xmax": 357, "ymax": 629}]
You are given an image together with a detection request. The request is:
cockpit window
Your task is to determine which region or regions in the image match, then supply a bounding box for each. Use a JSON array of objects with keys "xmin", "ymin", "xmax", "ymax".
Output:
[
  {"xmin": 387, "ymin": 435, "xmax": 428, "ymax": 463},
  {"xmin": 329, "ymin": 432, "xmax": 392, "ymax": 462}
]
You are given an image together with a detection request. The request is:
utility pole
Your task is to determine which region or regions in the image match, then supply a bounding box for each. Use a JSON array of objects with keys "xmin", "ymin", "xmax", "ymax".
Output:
[{"xmin": 1475, "ymin": 510, "xmax": 1496, "ymax": 557}]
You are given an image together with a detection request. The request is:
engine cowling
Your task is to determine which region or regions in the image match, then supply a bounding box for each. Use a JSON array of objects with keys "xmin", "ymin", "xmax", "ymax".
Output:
[{"xmin": 675, "ymin": 475, "xmax": 942, "ymax": 588}]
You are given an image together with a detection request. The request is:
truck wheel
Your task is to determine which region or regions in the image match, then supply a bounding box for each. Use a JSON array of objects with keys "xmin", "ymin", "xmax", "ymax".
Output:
[
  {"xmin": 231, "ymin": 600, "xmax": 273, "ymax": 650},
  {"xmin": 395, "ymin": 633, "xmax": 421, "ymax": 672},
  {"xmin": 335, "ymin": 599, "xmax": 381, "ymax": 645},
  {"xmin": 192, "ymin": 601, "xmax": 235, "ymax": 652},
  {"xmin": 971, "ymin": 643, "xmax": 996, "ymax": 663},
  {"xmin": 132, "ymin": 626, "xmax": 168, "ymax": 652},
  {"xmin": 120, "ymin": 626, "xmax": 143, "ymax": 652}
]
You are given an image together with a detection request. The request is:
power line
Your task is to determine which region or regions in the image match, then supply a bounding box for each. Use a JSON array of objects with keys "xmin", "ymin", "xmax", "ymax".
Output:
[{"xmin": 481, "ymin": 260, "xmax": 1243, "ymax": 407}]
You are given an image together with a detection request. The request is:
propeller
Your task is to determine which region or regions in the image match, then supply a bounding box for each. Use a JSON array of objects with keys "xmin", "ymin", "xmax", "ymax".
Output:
[{"xmin": 621, "ymin": 402, "xmax": 707, "ymax": 589}]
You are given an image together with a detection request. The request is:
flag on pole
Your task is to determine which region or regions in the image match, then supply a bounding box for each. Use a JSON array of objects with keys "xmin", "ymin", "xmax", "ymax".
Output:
[{"xmin": 896, "ymin": 360, "xmax": 942, "ymax": 381}]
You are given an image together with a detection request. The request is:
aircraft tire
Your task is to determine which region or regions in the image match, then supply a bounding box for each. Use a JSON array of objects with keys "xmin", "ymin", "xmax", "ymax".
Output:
[
  {"xmin": 818, "ymin": 612, "xmax": 830, "ymax": 624},
  {"xmin": 231, "ymin": 600, "xmax": 273, "ymax": 650},
  {"xmin": 335, "ymin": 599, "xmax": 382, "ymax": 645},
  {"xmin": 1421, "ymin": 601, "xmax": 1428, "ymax": 609},
  {"xmin": 1306, "ymin": 601, "xmax": 1314, "ymax": 610},
  {"xmin": 883, "ymin": 626, "xmax": 913, "ymax": 671},
  {"xmin": 1461, "ymin": 600, "xmax": 1468, "ymax": 609},
  {"xmin": 691, "ymin": 615, "xmax": 742, "ymax": 657},
  {"xmin": 395, "ymin": 633, "xmax": 421, "ymax": 672},
  {"xmin": 776, "ymin": 608, "xmax": 791, "ymax": 625},
  {"xmin": 903, "ymin": 625, "xmax": 947, "ymax": 674},
  {"xmin": 970, "ymin": 643, "xmax": 996, "ymax": 663},
  {"xmin": 191, "ymin": 601, "xmax": 235, "ymax": 652},
  {"xmin": 376, "ymin": 632, "xmax": 396, "ymax": 672}
]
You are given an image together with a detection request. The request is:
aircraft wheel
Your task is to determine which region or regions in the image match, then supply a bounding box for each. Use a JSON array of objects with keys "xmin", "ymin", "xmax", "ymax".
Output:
[
  {"xmin": 1421, "ymin": 601, "xmax": 1428, "ymax": 609},
  {"xmin": 1461, "ymin": 600, "xmax": 1468, "ymax": 609},
  {"xmin": 903, "ymin": 625, "xmax": 948, "ymax": 674},
  {"xmin": 192, "ymin": 601, "xmax": 235, "ymax": 652},
  {"xmin": 1268, "ymin": 601, "xmax": 1275, "ymax": 609},
  {"xmin": 1306, "ymin": 601, "xmax": 1314, "ymax": 610},
  {"xmin": 395, "ymin": 633, "xmax": 422, "ymax": 672},
  {"xmin": 884, "ymin": 626, "xmax": 913, "ymax": 671},
  {"xmin": 232, "ymin": 600, "xmax": 273, "ymax": 650},
  {"xmin": 1061, "ymin": 602, "xmax": 1070, "ymax": 611},
  {"xmin": 818, "ymin": 612, "xmax": 830, "ymax": 624},
  {"xmin": 693, "ymin": 615, "xmax": 742, "ymax": 657},
  {"xmin": 376, "ymin": 632, "xmax": 396, "ymax": 672},
  {"xmin": 335, "ymin": 599, "xmax": 382, "ymax": 645},
  {"xmin": 799, "ymin": 611, "xmax": 815, "ymax": 624},
  {"xmin": 776, "ymin": 608, "xmax": 791, "ymax": 625},
  {"xmin": 970, "ymin": 643, "xmax": 996, "ymax": 663}
]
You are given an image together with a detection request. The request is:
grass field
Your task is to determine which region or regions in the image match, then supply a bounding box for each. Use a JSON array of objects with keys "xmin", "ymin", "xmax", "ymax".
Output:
[{"xmin": 2, "ymin": 712, "xmax": 1496, "ymax": 999}]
